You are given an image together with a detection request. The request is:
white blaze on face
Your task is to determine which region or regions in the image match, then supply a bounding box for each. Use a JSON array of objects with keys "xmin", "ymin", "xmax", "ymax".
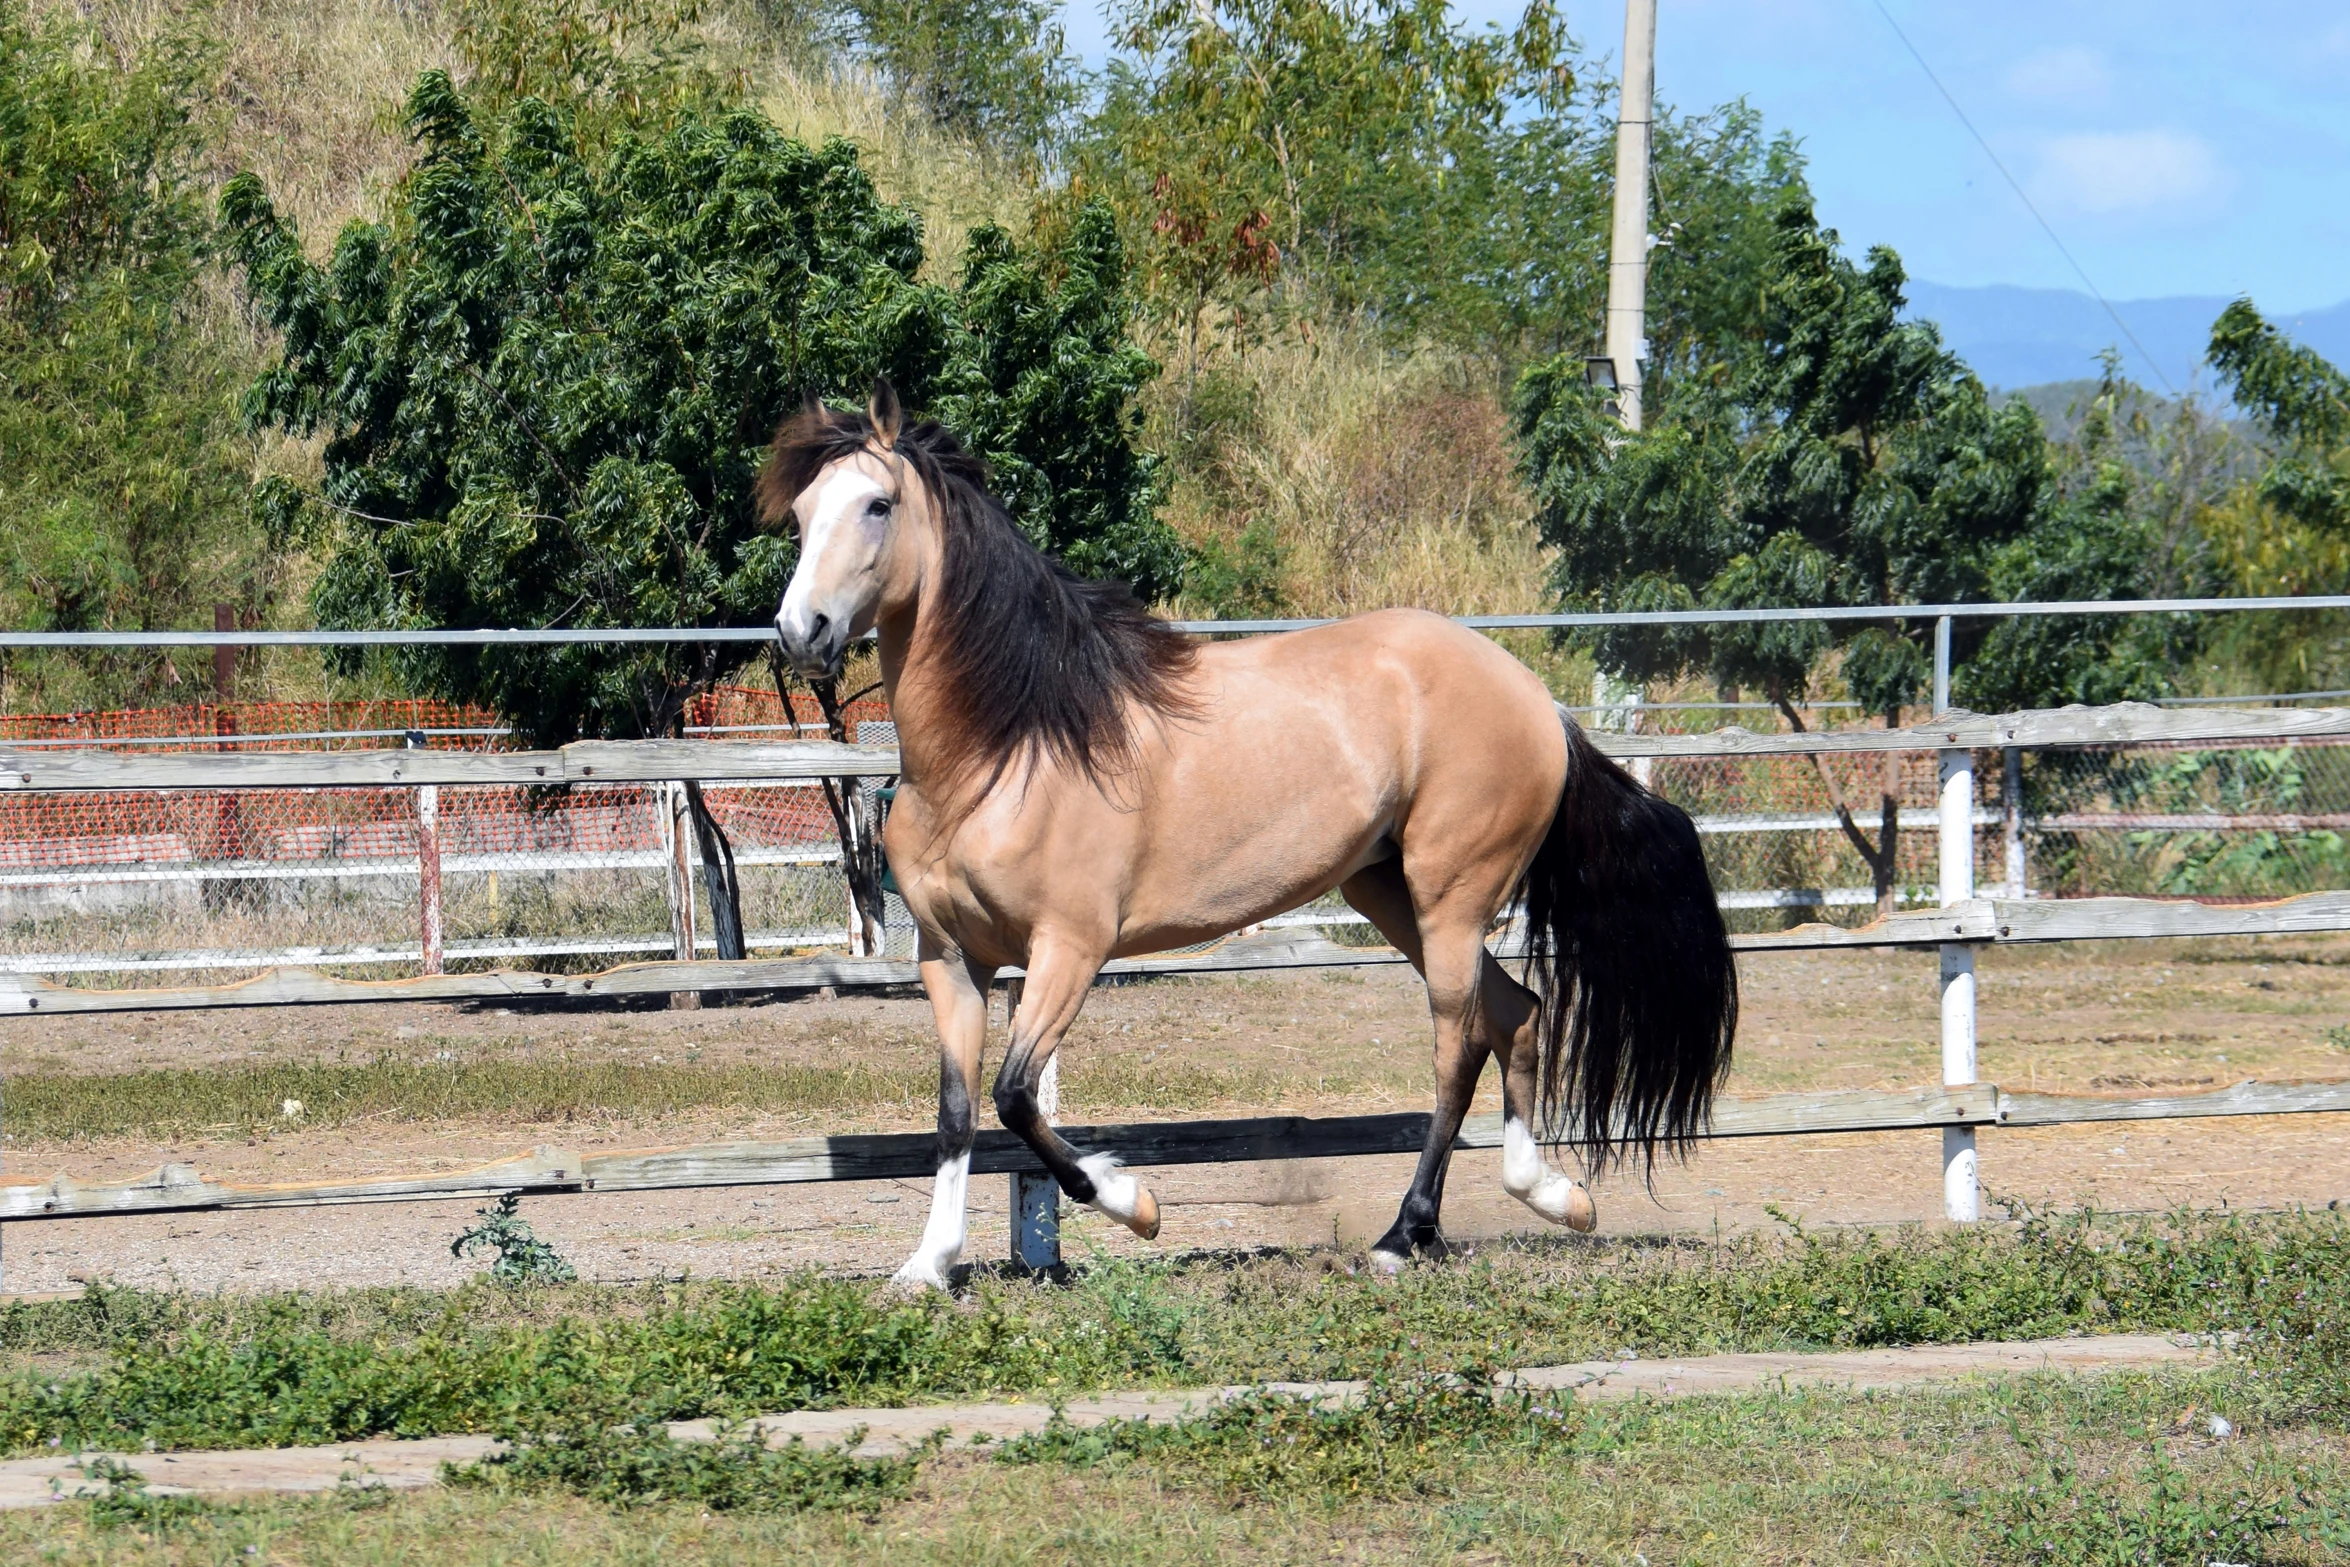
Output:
[
  {"xmin": 775, "ymin": 462, "xmax": 894, "ymax": 661},
  {"xmin": 891, "ymin": 1149, "xmax": 971, "ymax": 1291}
]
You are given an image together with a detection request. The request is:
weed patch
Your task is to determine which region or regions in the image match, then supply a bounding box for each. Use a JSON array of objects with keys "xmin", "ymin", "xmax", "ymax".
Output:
[
  {"xmin": 450, "ymin": 1195, "xmax": 577, "ymax": 1286},
  {"xmin": 1000, "ymin": 1372, "xmax": 1572, "ymax": 1501},
  {"xmin": 1985, "ymin": 1447, "xmax": 2322, "ymax": 1565},
  {"xmin": 448, "ymin": 1411, "xmax": 923, "ymax": 1513},
  {"xmin": 2, "ymin": 1206, "xmax": 2349, "ymax": 1460}
]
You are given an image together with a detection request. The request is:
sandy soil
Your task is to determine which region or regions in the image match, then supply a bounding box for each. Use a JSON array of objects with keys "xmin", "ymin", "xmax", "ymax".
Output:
[{"xmin": 1, "ymin": 936, "xmax": 2346, "ymax": 1294}]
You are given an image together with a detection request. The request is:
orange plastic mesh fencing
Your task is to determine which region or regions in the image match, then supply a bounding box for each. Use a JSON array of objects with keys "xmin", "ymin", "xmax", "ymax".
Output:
[
  {"xmin": 685, "ymin": 684, "xmax": 893, "ymax": 740},
  {"xmin": 0, "ymin": 699, "xmax": 505, "ymax": 750}
]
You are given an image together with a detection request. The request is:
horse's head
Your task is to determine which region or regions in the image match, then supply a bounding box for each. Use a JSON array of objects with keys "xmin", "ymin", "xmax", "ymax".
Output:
[{"xmin": 757, "ymin": 379, "xmax": 918, "ymax": 679}]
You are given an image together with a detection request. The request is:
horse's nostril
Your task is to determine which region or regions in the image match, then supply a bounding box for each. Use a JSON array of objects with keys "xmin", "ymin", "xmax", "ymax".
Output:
[{"xmin": 808, "ymin": 612, "xmax": 831, "ymax": 645}]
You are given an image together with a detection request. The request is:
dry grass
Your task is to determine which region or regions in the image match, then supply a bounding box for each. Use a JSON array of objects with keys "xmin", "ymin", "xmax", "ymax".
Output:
[{"xmin": 1156, "ymin": 323, "xmax": 1584, "ymax": 689}]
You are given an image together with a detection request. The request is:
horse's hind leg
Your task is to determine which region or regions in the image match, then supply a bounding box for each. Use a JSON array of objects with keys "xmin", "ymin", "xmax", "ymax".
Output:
[
  {"xmin": 892, "ymin": 934, "xmax": 994, "ymax": 1291},
  {"xmin": 1486, "ymin": 963, "xmax": 1597, "ymax": 1231},
  {"xmin": 1341, "ymin": 862, "xmax": 1489, "ymax": 1272},
  {"xmin": 991, "ymin": 939, "xmax": 1162, "ymax": 1240}
]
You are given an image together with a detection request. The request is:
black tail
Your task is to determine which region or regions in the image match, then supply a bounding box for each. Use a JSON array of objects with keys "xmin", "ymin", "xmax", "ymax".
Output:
[{"xmin": 1517, "ymin": 712, "xmax": 1737, "ymax": 1177}]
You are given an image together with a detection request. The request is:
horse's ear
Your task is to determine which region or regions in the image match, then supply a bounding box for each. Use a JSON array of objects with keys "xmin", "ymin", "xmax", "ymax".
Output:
[{"xmin": 867, "ymin": 376, "xmax": 903, "ymax": 450}]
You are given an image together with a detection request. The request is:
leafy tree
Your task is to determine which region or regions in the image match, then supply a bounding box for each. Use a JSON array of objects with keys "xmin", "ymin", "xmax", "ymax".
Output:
[
  {"xmin": 1075, "ymin": 1, "xmax": 1804, "ymax": 371},
  {"xmin": 1076, "ymin": 0, "xmax": 1575, "ymax": 359},
  {"xmin": 1513, "ymin": 201, "xmax": 2047, "ymax": 911},
  {"xmin": 1960, "ymin": 361, "xmax": 2219, "ymax": 713},
  {"xmin": 224, "ymin": 74, "xmax": 1173, "ymax": 747},
  {"xmin": 0, "ymin": 2, "xmax": 275, "ymax": 708},
  {"xmin": 2208, "ymin": 298, "xmax": 2350, "ymax": 538},
  {"xmin": 831, "ymin": 0, "xmax": 1080, "ymax": 165}
]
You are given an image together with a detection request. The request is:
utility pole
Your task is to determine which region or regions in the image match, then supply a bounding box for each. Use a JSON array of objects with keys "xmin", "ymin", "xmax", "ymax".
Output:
[{"xmin": 1603, "ymin": 0, "xmax": 1657, "ymax": 432}]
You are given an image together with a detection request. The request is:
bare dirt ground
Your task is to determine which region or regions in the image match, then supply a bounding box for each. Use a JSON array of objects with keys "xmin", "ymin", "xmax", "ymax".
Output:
[{"xmin": 2, "ymin": 936, "xmax": 2347, "ymax": 1295}]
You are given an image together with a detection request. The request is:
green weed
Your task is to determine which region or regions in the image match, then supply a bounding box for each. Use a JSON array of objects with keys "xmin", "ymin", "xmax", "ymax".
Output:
[
  {"xmin": 2, "ymin": 1205, "xmax": 2349, "ymax": 1460},
  {"xmin": 1985, "ymin": 1448, "xmax": 2306, "ymax": 1565},
  {"xmin": 1000, "ymin": 1372, "xmax": 1571, "ymax": 1501},
  {"xmin": 78, "ymin": 1455, "xmax": 215, "ymax": 1532},
  {"xmin": 447, "ymin": 1409, "xmax": 923, "ymax": 1513},
  {"xmin": 450, "ymin": 1195, "xmax": 577, "ymax": 1286}
]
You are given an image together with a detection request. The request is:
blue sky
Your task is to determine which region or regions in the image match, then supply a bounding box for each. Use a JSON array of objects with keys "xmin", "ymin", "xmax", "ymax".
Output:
[{"xmin": 1059, "ymin": 0, "xmax": 2350, "ymax": 313}]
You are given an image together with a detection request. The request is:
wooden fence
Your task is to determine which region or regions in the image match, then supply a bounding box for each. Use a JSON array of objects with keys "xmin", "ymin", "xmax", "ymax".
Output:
[{"xmin": 3, "ymin": 700, "xmax": 2349, "ymax": 1269}]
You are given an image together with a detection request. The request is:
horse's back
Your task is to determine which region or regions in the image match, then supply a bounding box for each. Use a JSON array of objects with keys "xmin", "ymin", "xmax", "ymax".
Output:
[{"xmin": 1194, "ymin": 608, "xmax": 1566, "ymax": 797}]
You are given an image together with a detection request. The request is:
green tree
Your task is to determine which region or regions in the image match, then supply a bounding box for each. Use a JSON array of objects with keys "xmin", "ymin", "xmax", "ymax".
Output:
[
  {"xmin": 832, "ymin": 0, "xmax": 1080, "ymax": 165},
  {"xmin": 2208, "ymin": 298, "xmax": 2350, "ymax": 538},
  {"xmin": 1075, "ymin": 1, "xmax": 1804, "ymax": 370},
  {"xmin": 224, "ymin": 74, "xmax": 1172, "ymax": 747},
  {"xmin": 1960, "ymin": 361, "xmax": 2218, "ymax": 713},
  {"xmin": 1513, "ymin": 201, "xmax": 2047, "ymax": 912},
  {"xmin": 0, "ymin": 1, "xmax": 274, "ymax": 708},
  {"xmin": 1076, "ymin": 0, "xmax": 1574, "ymax": 360}
]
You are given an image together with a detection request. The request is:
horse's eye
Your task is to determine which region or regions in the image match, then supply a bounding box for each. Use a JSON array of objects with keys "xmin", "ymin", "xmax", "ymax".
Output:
[{"xmin": 867, "ymin": 497, "xmax": 893, "ymax": 519}]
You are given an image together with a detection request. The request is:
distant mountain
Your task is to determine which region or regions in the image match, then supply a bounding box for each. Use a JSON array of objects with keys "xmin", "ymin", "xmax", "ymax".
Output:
[{"xmin": 1901, "ymin": 281, "xmax": 2350, "ymax": 397}]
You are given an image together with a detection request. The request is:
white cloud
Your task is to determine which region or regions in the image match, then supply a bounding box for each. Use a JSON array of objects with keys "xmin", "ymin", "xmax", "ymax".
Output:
[
  {"xmin": 2003, "ymin": 46, "xmax": 2113, "ymax": 107},
  {"xmin": 2028, "ymin": 129, "xmax": 2233, "ymax": 222}
]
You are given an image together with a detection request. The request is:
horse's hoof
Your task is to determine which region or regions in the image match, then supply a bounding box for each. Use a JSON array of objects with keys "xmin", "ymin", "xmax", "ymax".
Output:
[
  {"xmin": 1368, "ymin": 1247, "xmax": 1410, "ymax": 1277},
  {"xmin": 1124, "ymin": 1186, "xmax": 1161, "ymax": 1241},
  {"xmin": 887, "ymin": 1259, "xmax": 951, "ymax": 1294},
  {"xmin": 1523, "ymin": 1175, "xmax": 1598, "ymax": 1233}
]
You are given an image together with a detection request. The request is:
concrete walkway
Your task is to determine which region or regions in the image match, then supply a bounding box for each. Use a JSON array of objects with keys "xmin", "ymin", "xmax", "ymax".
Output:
[{"xmin": 0, "ymin": 1331, "xmax": 2218, "ymax": 1509}]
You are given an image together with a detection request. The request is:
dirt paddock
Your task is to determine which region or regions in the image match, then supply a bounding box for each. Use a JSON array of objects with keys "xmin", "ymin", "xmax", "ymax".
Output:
[{"xmin": 2, "ymin": 935, "xmax": 2347, "ymax": 1295}]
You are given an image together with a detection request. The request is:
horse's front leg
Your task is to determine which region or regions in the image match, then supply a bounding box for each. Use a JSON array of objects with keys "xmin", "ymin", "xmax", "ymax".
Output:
[
  {"xmin": 993, "ymin": 940, "xmax": 1160, "ymax": 1240},
  {"xmin": 892, "ymin": 933, "xmax": 994, "ymax": 1291}
]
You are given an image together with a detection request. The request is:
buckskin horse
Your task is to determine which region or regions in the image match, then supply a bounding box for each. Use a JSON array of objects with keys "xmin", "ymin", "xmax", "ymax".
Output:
[{"xmin": 760, "ymin": 382, "xmax": 1737, "ymax": 1289}]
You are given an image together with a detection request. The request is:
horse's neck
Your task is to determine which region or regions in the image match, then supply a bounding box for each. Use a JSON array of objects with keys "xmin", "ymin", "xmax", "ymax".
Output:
[{"xmin": 873, "ymin": 607, "xmax": 956, "ymax": 792}]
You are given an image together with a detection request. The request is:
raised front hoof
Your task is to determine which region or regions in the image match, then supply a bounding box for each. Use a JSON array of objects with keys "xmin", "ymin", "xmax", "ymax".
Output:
[
  {"xmin": 1121, "ymin": 1186, "xmax": 1162, "ymax": 1241},
  {"xmin": 1368, "ymin": 1247, "xmax": 1412, "ymax": 1277}
]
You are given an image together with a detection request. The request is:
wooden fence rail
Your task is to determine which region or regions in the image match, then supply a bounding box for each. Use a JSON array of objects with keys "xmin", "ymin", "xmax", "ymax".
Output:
[
  {"xmin": 4, "ymin": 1080, "xmax": 2346, "ymax": 1223},
  {"xmin": 8, "ymin": 891, "xmax": 2349, "ymax": 1015},
  {"xmin": 4, "ymin": 701, "xmax": 2349, "ymax": 1272}
]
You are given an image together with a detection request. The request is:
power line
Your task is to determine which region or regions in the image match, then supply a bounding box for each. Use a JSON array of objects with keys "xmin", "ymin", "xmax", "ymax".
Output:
[{"xmin": 1865, "ymin": 0, "xmax": 2180, "ymax": 397}]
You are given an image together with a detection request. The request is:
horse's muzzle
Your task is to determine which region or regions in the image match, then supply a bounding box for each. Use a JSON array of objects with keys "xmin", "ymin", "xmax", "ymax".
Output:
[{"xmin": 775, "ymin": 610, "xmax": 846, "ymax": 680}]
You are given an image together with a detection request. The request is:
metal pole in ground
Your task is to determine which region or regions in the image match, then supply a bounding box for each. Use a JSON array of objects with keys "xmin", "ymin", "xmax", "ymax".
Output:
[
  {"xmin": 411, "ymin": 731, "xmax": 443, "ymax": 977},
  {"xmin": 1933, "ymin": 617, "xmax": 1979, "ymax": 1222},
  {"xmin": 1005, "ymin": 976, "xmax": 1063, "ymax": 1270}
]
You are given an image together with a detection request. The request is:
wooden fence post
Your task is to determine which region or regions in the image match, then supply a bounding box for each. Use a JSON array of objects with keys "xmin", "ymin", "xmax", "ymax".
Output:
[
  {"xmin": 411, "ymin": 731, "xmax": 443, "ymax": 976},
  {"xmin": 1934, "ymin": 618, "xmax": 1979, "ymax": 1223}
]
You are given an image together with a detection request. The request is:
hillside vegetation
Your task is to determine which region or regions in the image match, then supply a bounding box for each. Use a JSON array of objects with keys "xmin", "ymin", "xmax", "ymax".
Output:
[{"xmin": 4, "ymin": 0, "xmax": 2348, "ymax": 720}]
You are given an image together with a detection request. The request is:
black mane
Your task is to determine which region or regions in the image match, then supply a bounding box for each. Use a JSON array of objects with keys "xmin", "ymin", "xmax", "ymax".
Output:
[{"xmin": 759, "ymin": 401, "xmax": 1198, "ymax": 790}]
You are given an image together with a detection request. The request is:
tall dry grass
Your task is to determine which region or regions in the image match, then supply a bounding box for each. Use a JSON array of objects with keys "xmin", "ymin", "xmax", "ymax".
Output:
[{"xmin": 1156, "ymin": 323, "xmax": 1583, "ymax": 689}]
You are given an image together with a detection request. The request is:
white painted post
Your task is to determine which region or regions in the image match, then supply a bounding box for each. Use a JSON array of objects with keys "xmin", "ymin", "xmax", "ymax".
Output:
[
  {"xmin": 410, "ymin": 732, "xmax": 443, "ymax": 977},
  {"xmin": 1934, "ymin": 618, "xmax": 1979, "ymax": 1222},
  {"xmin": 2004, "ymin": 745, "xmax": 2027, "ymax": 899},
  {"xmin": 1007, "ymin": 976, "xmax": 1063, "ymax": 1270}
]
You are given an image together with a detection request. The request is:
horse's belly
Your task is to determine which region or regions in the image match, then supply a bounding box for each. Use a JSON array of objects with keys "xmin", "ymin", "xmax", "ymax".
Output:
[{"xmin": 1110, "ymin": 803, "xmax": 1391, "ymax": 956}]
